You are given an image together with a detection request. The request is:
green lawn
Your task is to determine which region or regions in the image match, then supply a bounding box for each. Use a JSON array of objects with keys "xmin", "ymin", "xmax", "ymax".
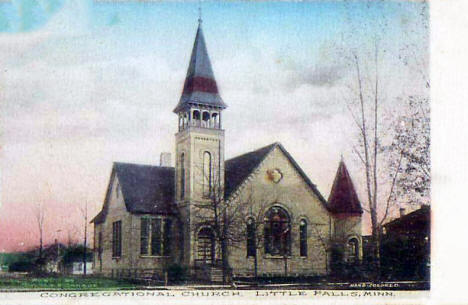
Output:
[{"xmin": 0, "ymin": 276, "xmax": 139, "ymax": 291}]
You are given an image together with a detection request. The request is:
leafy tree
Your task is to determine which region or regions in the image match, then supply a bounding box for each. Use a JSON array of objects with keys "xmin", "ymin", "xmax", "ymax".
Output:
[{"xmin": 386, "ymin": 96, "xmax": 430, "ymax": 207}]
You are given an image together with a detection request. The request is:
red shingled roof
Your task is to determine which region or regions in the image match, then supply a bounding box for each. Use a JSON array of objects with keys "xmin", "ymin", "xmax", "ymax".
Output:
[
  {"xmin": 328, "ymin": 160, "xmax": 363, "ymax": 215},
  {"xmin": 173, "ymin": 21, "xmax": 226, "ymax": 113}
]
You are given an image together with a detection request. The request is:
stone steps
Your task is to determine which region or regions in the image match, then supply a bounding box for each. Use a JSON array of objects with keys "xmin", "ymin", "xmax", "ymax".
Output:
[{"xmin": 210, "ymin": 267, "xmax": 224, "ymax": 283}]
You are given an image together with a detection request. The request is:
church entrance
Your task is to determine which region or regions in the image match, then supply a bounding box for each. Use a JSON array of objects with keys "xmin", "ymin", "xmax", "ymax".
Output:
[{"xmin": 197, "ymin": 227, "xmax": 215, "ymax": 265}]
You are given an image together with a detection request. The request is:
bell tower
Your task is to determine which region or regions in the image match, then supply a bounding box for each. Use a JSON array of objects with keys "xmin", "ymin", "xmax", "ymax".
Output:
[{"xmin": 174, "ymin": 19, "xmax": 227, "ymax": 266}]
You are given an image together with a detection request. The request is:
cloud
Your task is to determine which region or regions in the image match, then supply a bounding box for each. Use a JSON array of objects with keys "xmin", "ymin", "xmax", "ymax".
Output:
[{"xmin": 287, "ymin": 64, "xmax": 348, "ymax": 89}]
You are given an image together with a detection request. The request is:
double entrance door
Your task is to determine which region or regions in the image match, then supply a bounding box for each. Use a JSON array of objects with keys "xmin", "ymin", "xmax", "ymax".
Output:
[{"xmin": 197, "ymin": 227, "xmax": 215, "ymax": 265}]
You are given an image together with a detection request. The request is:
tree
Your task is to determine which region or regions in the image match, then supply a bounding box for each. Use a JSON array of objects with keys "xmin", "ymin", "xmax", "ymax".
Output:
[
  {"xmin": 79, "ymin": 201, "xmax": 89, "ymax": 275},
  {"xmin": 235, "ymin": 185, "xmax": 276, "ymax": 279},
  {"xmin": 386, "ymin": 96, "xmax": 430, "ymax": 207},
  {"xmin": 337, "ymin": 1, "xmax": 429, "ymax": 278},
  {"xmin": 190, "ymin": 170, "xmax": 244, "ymax": 284},
  {"xmin": 32, "ymin": 202, "xmax": 46, "ymax": 262},
  {"xmin": 190, "ymin": 162, "xmax": 277, "ymax": 282}
]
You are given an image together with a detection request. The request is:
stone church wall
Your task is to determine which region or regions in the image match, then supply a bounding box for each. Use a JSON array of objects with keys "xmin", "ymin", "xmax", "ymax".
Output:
[
  {"xmin": 226, "ymin": 146, "xmax": 331, "ymax": 277},
  {"xmin": 93, "ymin": 175, "xmax": 177, "ymax": 278},
  {"xmin": 332, "ymin": 214, "xmax": 363, "ymax": 261}
]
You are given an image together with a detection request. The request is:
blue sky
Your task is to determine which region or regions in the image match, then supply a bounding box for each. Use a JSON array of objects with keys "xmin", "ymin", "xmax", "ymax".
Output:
[{"xmin": 0, "ymin": 0, "xmax": 428, "ymax": 251}]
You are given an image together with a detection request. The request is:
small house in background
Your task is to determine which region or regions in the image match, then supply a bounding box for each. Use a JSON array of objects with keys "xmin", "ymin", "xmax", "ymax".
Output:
[
  {"xmin": 60, "ymin": 246, "xmax": 93, "ymax": 275},
  {"xmin": 38, "ymin": 242, "xmax": 66, "ymax": 273},
  {"xmin": 380, "ymin": 205, "xmax": 430, "ymax": 280}
]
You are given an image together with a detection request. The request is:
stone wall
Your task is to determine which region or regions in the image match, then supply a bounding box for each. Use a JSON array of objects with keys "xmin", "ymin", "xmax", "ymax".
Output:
[
  {"xmin": 93, "ymin": 174, "xmax": 177, "ymax": 277},
  {"xmin": 225, "ymin": 146, "xmax": 331, "ymax": 277}
]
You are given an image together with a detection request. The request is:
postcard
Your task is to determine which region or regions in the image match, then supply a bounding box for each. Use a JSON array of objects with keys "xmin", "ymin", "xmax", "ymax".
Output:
[{"xmin": 0, "ymin": 0, "xmax": 439, "ymax": 304}]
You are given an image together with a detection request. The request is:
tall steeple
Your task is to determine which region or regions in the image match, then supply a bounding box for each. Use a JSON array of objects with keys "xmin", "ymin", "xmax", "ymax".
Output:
[
  {"xmin": 173, "ymin": 21, "xmax": 227, "ymax": 113},
  {"xmin": 174, "ymin": 19, "xmax": 227, "ymax": 267},
  {"xmin": 328, "ymin": 160, "xmax": 363, "ymax": 215}
]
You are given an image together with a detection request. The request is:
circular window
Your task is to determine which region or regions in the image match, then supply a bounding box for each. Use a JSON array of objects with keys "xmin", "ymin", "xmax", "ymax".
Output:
[{"xmin": 266, "ymin": 168, "xmax": 283, "ymax": 183}]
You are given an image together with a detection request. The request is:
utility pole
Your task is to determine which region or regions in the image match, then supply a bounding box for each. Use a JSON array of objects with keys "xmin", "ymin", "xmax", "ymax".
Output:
[{"xmin": 83, "ymin": 201, "xmax": 88, "ymax": 276}]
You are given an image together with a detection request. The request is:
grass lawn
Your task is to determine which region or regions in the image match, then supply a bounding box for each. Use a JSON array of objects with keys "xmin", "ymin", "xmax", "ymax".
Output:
[{"xmin": 0, "ymin": 276, "xmax": 139, "ymax": 291}]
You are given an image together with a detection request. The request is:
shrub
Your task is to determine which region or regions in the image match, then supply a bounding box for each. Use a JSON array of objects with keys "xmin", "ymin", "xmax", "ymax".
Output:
[
  {"xmin": 166, "ymin": 264, "xmax": 187, "ymax": 283},
  {"xmin": 329, "ymin": 244, "xmax": 344, "ymax": 276},
  {"xmin": 9, "ymin": 261, "xmax": 35, "ymax": 272}
]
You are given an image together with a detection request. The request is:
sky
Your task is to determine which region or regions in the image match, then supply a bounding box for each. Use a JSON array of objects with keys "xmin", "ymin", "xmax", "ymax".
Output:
[{"xmin": 0, "ymin": 0, "xmax": 429, "ymax": 252}]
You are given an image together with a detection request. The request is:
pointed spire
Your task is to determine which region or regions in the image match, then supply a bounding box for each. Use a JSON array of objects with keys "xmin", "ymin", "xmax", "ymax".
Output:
[
  {"xmin": 173, "ymin": 20, "xmax": 227, "ymax": 113},
  {"xmin": 198, "ymin": 1, "xmax": 202, "ymax": 25},
  {"xmin": 328, "ymin": 160, "xmax": 363, "ymax": 215}
]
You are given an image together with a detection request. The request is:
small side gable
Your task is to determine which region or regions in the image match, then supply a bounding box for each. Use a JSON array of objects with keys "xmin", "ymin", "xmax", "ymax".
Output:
[{"xmin": 91, "ymin": 164, "xmax": 126, "ymax": 224}]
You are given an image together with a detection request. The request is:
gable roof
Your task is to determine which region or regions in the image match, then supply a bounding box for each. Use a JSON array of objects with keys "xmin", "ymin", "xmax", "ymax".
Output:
[
  {"xmin": 225, "ymin": 142, "xmax": 328, "ymax": 210},
  {"xmin": 173, "ymin": 22, "xmax": 226, "ymax": 113},
  {"xmin": 91, "ymin": 162, "xmax": 176, "ymax": 224},
  {"xmin": 327, "ymin": 160, "xmax": 363, "ymax": 215},
  {"xmin": 92, "ymin": 143, "xmax": 330, "ymax": 224}
]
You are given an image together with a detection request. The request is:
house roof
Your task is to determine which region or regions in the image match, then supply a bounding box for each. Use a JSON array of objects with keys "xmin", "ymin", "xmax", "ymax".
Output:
[
  {"xmin": 383, "ymin": 205, "xmax": 430, "ymax": 230},
  {"xmin": 327, "ymin": 160, "xmax": 363, "ymax": 215},
  {"xmin": 91, "ymin": 163, "xmax": 177, "ymax": 224},
  {"xmin": 173, "ymin": 21, "xmax": 226, "ymax": 113},
  {"xmin": 224, "ymin": 142, "xmax": 329, "ymax": 209}
]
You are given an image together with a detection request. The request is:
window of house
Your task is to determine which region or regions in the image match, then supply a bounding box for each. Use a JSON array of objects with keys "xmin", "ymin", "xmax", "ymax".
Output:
[
  {"xmin": 98, "ymin": 232, "xmax": 103, "ymax": 259},
  {"xmin": 112, "ymin": 221, "xmax": 122, "ymax": 258},
  {"xmin": 299, "ymin": 219, "xmax": 307, "ymax": 257},
  {"xmin": 140, "ymin": 217, "xmax": 172, "ymax": 256},
  {"xmin": 347, "ymin": 238, "xmax": 359, "ymax": 263},
  {"xmin": 246, "ymin": 218, "xmax": 256, "ymax": 257},
  {"xmin": 163, "ymin": 218, "xmax": 172, "ymax": 256},
  {"xmin": 180, "ymin": 153, "xmax": 185, "ymax": 200},
  {"xmin": 264, "ymin": 207, "xmax": 291, "ymax": 256},
  {"xmin": 203, "ymin": 151, "xmax": 212, "ymax": 197}
]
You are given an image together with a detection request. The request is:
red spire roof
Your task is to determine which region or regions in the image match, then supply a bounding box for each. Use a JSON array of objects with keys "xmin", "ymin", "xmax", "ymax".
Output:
[
  {"xmin": 328, "ymin": 160, "xmax": 363, "ymax": 215},
  {"xmin": 173, "ymin": 21, "xmax": 226, "ymax": 113}
]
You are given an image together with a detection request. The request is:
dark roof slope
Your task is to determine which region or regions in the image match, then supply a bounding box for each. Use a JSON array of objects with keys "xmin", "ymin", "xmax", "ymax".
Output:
[
  {"xmin": 173, "ymin": 22, "xmax": 226, "ymax": 113},
  {"xmin": 225, "ymin": 143, "xmax": 276, "ymax": 199},
  {"xmin": 91, "ymin": 210, "xmax": 105, "ymax": 224},
  {"xmin": 328, "ymin": 160, "xmax": 363, "ymax": 215},
  {"xmin": 115, "ymin": 162, "xmax": 176, "ymax": 214},
  {"xmin": 91, "ymin": 163, "xmax": 176, "ymax": 224},
  {"xmin": 224, "ymin": 142, "xmax": 328, "ymax": 210},
  {"xmin": 383, "ymin": 205, "xmax": 430, "ymax": 230}
]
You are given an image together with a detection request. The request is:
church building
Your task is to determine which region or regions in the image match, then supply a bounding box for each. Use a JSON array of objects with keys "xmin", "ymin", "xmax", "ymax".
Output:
[{"xmin": 91, "ymin": 20, "xmax": 363, "ymax": 281}]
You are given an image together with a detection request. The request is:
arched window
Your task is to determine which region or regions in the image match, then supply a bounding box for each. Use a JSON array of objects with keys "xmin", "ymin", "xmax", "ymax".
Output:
[
  {"xmin": 202, "ymin": 111, "xmax": 210, "ymax": 128},
  {"xmin": 193, "ymin": 110, "xmax": 200, "ymax": 127},
  {"xmin": 246, "ymin": 218, "xmax": 256, "ymax": 257},
  {"xmin": 180, "ymin": 153, "xmax": 185, "ymax": 199},
  {"xmin": 299, "ymin": 219, "xmax": 307, "ymax": 257},
  {"xmin": 347, "ymin": 238, "xmax": 359, "ymax": 263},
  {"xmin": 212, "ymin": 113, "xmax": 218, "ymax": 129},
  {"xmin": 264, "ymin": 206, "xmax": 291, "ymax": 256},
  {"xmin": 203, "ymin": 151, "xmax": 212, "ymax": 197}
]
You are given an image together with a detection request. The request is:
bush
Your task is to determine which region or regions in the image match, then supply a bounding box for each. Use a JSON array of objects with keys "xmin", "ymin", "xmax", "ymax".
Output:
[
  {"xmin": 9, "ymin": 261, "xmax": 35, "ymax": 272},
  {"xmin": 329, "ymin": 244, "xmax": 344, "ymax": 276},
  {"xmin": 166, "ymin": 264, "xmax": 187, "ymax": 283}
]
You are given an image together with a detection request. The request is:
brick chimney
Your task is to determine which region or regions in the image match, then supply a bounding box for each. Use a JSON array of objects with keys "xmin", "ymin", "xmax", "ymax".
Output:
[
  {"xmin": 160, "ymin": 152, "xmax": 171, "ymax": 167},
  {"xmin": 399, "ymin": 207, "xmax": 406, "ymax": 217}
]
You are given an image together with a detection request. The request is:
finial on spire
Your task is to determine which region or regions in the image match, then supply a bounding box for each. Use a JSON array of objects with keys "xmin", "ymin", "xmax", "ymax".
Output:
[
  {"xmin": 198, "ymin": 0, "xmax": 202, "ymax": 25},
  {"xmin": 340, "ymin": 154, "xmax": 344, "ymax": 162}
]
